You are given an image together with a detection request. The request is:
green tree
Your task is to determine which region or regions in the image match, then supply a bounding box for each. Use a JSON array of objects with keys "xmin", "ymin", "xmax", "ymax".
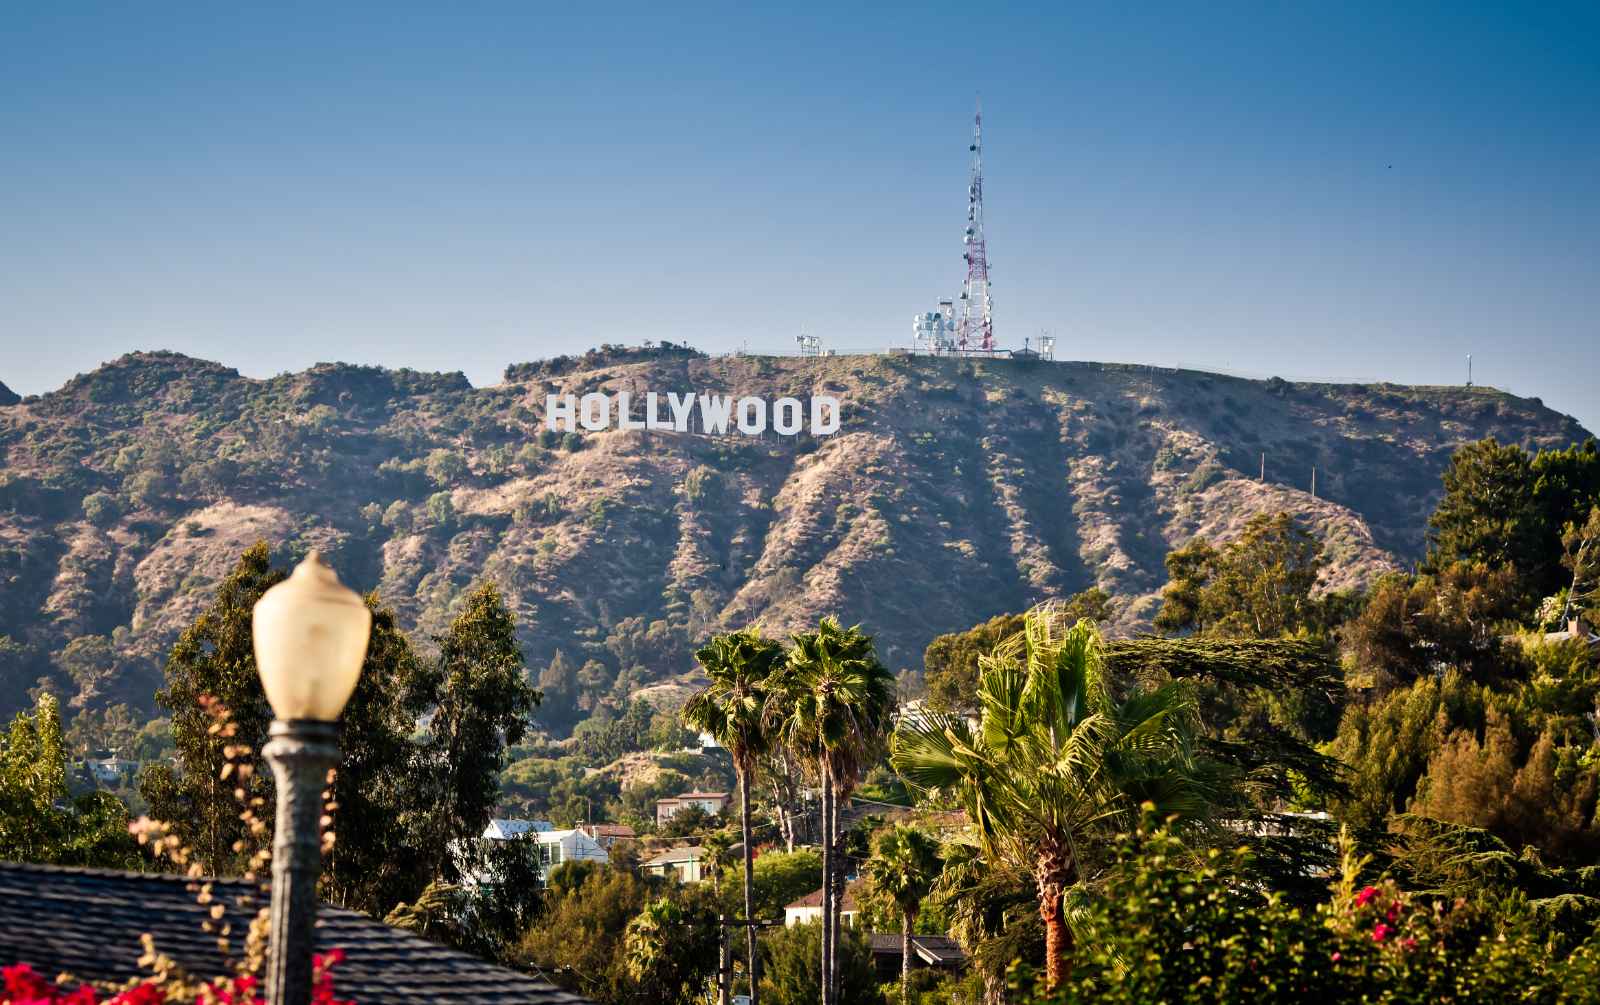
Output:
[
  {"xmin": 683, "ymin": 628, "xmax": 785, "ymax": 1005},
  {"xmin": 141, "ymin": 542, "xmax": 283, "ymax": 874},
  {"xmin": 758, "ymin": 922, "xmax": 877, "ymax": 1005},
  {"xmin": 0, "ymin": 694, "xmax": 137, "ymax": 868},
  {"xmin": 411, "ymin": 582, "xmax": 540, "ymax": 881},
  {"xmin": 322, "ymin": 596, "xmax": 434, "ymax": 916},
  {"xmin": 863, "ymin": 823, "xmax": 943, "ymax": 1004},
  {"xmin": 1154, "ymin": 513, "xmax": 1324, "ymax": 638},
  {"xmin": 52, "ymin": 635, "xmax": 117, "ymax": 707},
  {"xmin": 625, "ymin": 895, "xmax": 721, "ymax": 1005},
  {"xmin": 892, "ymin": 606, "xmax": 1211, "ymax": 991},
  {"xmin": 1425, "ymin": 438, "xmax": 1544, "ymax": 579},
  {"xmin": 773, "ymin": 618, "xmax": 895, "ymax": 1005}
]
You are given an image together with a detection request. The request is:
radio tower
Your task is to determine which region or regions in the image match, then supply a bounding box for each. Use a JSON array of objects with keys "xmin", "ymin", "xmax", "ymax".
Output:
[{"xmin": 956, "ymin": 101, "xmax": 994, "ymax": 352}]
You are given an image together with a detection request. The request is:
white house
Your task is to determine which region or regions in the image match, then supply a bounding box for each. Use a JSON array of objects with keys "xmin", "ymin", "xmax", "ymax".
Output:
[
  {"xmin": 785, "ymin": 880, "xmax": 864, "ymax": 927},
  {"xmin": 465, "ymin": 818, "xmax": 609, "ymax": 887}
]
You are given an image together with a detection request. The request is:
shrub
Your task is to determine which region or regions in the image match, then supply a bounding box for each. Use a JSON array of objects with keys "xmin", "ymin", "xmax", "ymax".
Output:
[{"xmin": 81, "ymin": 491, "xmax": 122, "ymax": 527}]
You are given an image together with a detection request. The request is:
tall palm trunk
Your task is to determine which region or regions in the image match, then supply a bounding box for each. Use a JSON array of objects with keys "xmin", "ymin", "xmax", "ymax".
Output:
[
  {"xmin": 1034, "ymin": 844, "xmax": 1073, "ymax": 990},
  {"xmin": 739, "ymin": 767, "xmax": 759, "ymax": 1005},
  {"xmin": 828, "ymin": 777, "xmax": 845, "ymax": 1003},
  {"xmin": 819, "ymin": 779, "xmax": 833, "ymax": 1005},
  {"xmin": 899, "ymin": 908, "xmax": 916, "ymax": 1005}
]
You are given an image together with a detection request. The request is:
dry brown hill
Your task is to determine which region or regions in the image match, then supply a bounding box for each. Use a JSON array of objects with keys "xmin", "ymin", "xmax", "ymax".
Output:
[{"xmin": 0, "ymin": 347, "xmax": 1588, "ymax": 725}]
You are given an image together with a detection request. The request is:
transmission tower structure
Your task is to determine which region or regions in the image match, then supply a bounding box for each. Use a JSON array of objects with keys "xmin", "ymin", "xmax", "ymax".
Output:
[{"xmin": 956, "ymin": 103, "xmax": 994, "ymax": 353}]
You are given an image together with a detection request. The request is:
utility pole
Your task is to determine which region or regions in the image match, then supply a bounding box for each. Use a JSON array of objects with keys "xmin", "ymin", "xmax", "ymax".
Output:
[
  {"xmin": 1260, "ymin": 453, "xmax": 1265, "ymax": 482},
  {"xmin": 1311, "ymin": 467, "xmax": 1317, "ymax": 499}
]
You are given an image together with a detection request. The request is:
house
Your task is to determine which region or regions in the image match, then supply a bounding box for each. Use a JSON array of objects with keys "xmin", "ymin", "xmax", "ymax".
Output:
[
  {"xmin": 868, "ymin": 934, "xmax": 968, "ymax": 980},
  {"xmin": 784, "ymin": 879, "xmax": 865, "ymax": 927},
  {"xmin": 1503, "ymin": 617, "xmax": 1600, "ymax": 652},
  {"xmin": 1540, "ymin": 616, "xmax": 1599, "ymax": 648},
  {"xmin": 86, "ymin": 756, "xmax": 135, "ymax": 785},
  {"xmin": 576, "ymin": 823, "xmax": 636, "ymax": 850},
  {"xmin": 0, "ymin": 861, "xmax": 589, "ymax": 1004},
  {"xmin": 471, "ymin": 819, "xmax": 608, "ymax": 886},
  {"xmin": 655, "ymin": 790, "xmax": 730, "ymax": 827},
  {"xmin": 641, "ymin": 844, "xmax": 711, "ymax": 883}
]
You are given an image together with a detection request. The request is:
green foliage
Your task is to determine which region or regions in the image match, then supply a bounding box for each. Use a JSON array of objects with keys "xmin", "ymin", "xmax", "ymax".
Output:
[
  {"xmin": 81, "ymin": 491, "xmax": 122, "ymax": 527},
  {"xmin": 893, "ymin": 605, "xmax": 1214, "ymax": 988},
  {"xmin": 0, "ymin": 694, "xmax": 138, "ymax": 868},
  {"xmin": 517, "ymin": 860, "xmax": 713, "ymax": 1003},
  {"xmin": 424, "ymin": 448, "xmax": 467, "ymax": 487},
  {"xmin": 759, "ymin": 922, "xmax": 878, "ymax": 1005},
  {"xmin": 922, "ymin": 590, "xmax": 1109, "ymax": 713},
  {"xmin": 411, "ymin": 581, "xmax": 540, "ymax": 880},
  {"xmin": 1425, "ymin": 437, "xmax": 1600, "ymax": 605},
  {"xmin": 1339, "ymin": 563, "xmax": 1523, "ymax": 692},
  {"xmin": 623, "ymin": 894, "xmax": 721, "ymax": 1005},
  {"xmin": 1028, "ymin": 814, "xmax": 1600, "ymax": 1005},
  {"xmin": 1154, "ymin": 513, "xmax": 1324, "ymax": 638}
]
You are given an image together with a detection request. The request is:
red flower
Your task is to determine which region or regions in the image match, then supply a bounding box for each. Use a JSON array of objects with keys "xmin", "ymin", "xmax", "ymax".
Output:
[
  {"xmin": 1355, "ymin": 886, "xmax": 1377, "ymax": 906},
  {"xmin": 1372, "ymin": 922, "xmax": 1391, "ymax": 943}
]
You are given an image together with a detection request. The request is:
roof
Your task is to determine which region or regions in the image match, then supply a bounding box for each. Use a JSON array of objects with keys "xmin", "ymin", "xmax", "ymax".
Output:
[
  {"xmin": 483, "ymin": 818, "xmax": 554, "ymax": 839},
  {"xmin": 868, "ymin": 933, "xmax": 967, "ymax": 967},
  {"xmin": 786, "ymin": 879, "xmax": 864, "ymax": 912},
  {"xmin": 0, "ymin": 862, "xmax": 588, "ymax": 1004},
  {"xmin": 658, "ymin": 791, "xmax": 729, "ymax": 802},
  {"xmin": 642, "ymin": 845, "xmax": 707, "ymax": 866},
  {"xmin": 580, "ymin": 824, "xmax": 635, "ymax": 838}
]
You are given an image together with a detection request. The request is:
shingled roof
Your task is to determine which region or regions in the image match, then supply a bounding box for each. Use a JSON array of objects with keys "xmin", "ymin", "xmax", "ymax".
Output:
[{"xmin": 0, "ymin": 862, "xmax": 587, "ymax": 1004}]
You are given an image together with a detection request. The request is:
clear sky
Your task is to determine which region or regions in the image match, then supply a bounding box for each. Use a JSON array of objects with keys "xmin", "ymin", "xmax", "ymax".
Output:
[{"xmin": 1, "ymin": 3, "xmax": 1595, "ymax": 433}]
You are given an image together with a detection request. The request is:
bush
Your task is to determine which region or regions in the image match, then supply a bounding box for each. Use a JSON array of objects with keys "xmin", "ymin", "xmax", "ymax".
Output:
[
  {"xmin": 81, "ymin": 491, "xmax": 122, "ymax": 527},
  {"xmin": 1026, "ymin": 812, "xmax": 1600, "ymax": 1004}
]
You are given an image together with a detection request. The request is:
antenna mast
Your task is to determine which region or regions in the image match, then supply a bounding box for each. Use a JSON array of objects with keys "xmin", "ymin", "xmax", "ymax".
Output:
[{"xmin": 956, "ymin": 101, "xmax": 994, "ymax": 353}]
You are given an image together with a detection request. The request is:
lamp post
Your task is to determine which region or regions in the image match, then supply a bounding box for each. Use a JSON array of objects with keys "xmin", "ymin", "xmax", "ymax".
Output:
[{"xmin": 252, "ymin": 552, "xmax": 371, "ymax": 1005}]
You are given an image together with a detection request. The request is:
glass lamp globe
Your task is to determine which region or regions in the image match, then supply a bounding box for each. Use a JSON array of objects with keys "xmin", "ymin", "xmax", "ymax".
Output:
[{"xmin": 252, "ymin": 551, "xmax": 371, "ymax": 722}]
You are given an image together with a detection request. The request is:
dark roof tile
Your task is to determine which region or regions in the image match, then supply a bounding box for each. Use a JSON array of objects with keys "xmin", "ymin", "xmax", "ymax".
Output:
[{"xmin": 0, "ymin": 862, "xmax": 588, "ymax": 1004}]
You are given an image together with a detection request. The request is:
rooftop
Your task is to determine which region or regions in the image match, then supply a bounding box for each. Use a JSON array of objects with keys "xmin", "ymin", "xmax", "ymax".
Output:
[
  {"xmin": 642, "ymin": 845, "xmax": 708, "ymax": 866},
  {"xmin": 0, "ymin": 862, "xmax": 587, "ymax": 1004},
  {"xmin": 786, "ymin": 879, "xmax": 864, "ymax": 911},
  {"xmin": 868, "ymin": 933, "xmax": 968, "ymax": 967}
]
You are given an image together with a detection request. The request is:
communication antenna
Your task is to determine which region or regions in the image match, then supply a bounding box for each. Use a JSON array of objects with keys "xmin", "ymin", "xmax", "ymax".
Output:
[
  {"xmin": 1039, "ymin": 331, "xmax": 1056, "ymax": 361},
  {"xmin": 1466, "ymin": 353, "xmax": 1473, "ymax": 387},
  {"xmin": 797, "ymin": 333, "xmax": 822, "ymax": 357},
  {"xmin": 955, "ymin": 99, "xmax": 994, "ymax": 353}
]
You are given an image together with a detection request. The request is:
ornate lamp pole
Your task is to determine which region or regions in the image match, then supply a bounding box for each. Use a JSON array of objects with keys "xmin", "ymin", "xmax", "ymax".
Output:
[{"xmin": 252, "ymin": 552, "xmax": 371, "ymax": 1005}]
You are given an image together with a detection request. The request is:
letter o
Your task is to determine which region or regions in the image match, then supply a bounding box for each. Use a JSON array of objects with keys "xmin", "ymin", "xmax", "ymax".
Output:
[
  {"xmin": 580, "ymin": 393, "xmax": 611, "ymax": 431},
  {"xmin": 737, "ymin": 397, "xmax": 767, "ymax": 435},
  {"xmin": 773, "ymin": 397, "xmax": 803, "ymax": 436}
]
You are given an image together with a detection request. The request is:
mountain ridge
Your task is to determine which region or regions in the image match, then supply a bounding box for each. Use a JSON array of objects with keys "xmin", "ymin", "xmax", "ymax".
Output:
[{"xmin": 0, "ymin": 348, "xmax": 1589, "ymax": 727}]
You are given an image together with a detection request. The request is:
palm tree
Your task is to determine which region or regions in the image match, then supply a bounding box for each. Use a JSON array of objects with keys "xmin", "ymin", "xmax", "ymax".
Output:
[
  {"xmin": 772, "ymin": 617, "xmax": 895, "ymax": 1005},
  {"xmin": 682, "ymin": 629, "xmax": 785, "ymax": 1005},
  {"xmin": 864, "ymin": 823, "xmax": 942, "ymax": 1004},
  {"xmin": 891, "ymin": 605, "xmax": 1210, "ymax": 990}
]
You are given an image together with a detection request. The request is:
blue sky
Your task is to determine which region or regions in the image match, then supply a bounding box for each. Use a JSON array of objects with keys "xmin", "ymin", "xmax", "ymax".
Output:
[{"xmin": 1, "ymin": 3, "xmax": 1596, "ymax": 433}]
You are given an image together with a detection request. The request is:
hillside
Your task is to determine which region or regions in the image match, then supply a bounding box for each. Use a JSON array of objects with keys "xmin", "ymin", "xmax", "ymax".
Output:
[{"xmin": 0, "ymin": 348, "xmax": 1589, "ymax": 726}]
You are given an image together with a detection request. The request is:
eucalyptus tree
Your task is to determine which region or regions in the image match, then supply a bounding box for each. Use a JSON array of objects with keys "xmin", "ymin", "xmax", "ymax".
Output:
[
  {"xmin": 772, "ymin": 617, "xmax": 895, "ymax": 1005},
  {"xmin": 863, "ymin": 823, "xmax": 942, "ymax": 1004},
  {"xmin": 891, "ymin": 605, "xmax": 1212, "ymax": 991},
  {"xmin": 682, "ymin": 628, "xmax": 785, "ymax": 1005}
]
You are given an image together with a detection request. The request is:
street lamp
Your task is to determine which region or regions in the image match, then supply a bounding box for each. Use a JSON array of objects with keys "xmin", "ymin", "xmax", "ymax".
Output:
[{"xmin": 252, "ymin": 551, "xmax": 371, "ymax": 1005}]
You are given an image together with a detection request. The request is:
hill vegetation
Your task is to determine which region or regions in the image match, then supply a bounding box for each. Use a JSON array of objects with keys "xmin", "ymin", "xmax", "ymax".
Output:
[{"xmin": 0, "ymin": 348, "xmax": 1587, "ymax": 733}]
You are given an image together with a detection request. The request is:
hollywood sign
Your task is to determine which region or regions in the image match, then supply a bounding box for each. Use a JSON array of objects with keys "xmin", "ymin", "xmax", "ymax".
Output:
[{"xmin": 545, "ymin": 392, "xmax": 842, "ymax": 437}]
